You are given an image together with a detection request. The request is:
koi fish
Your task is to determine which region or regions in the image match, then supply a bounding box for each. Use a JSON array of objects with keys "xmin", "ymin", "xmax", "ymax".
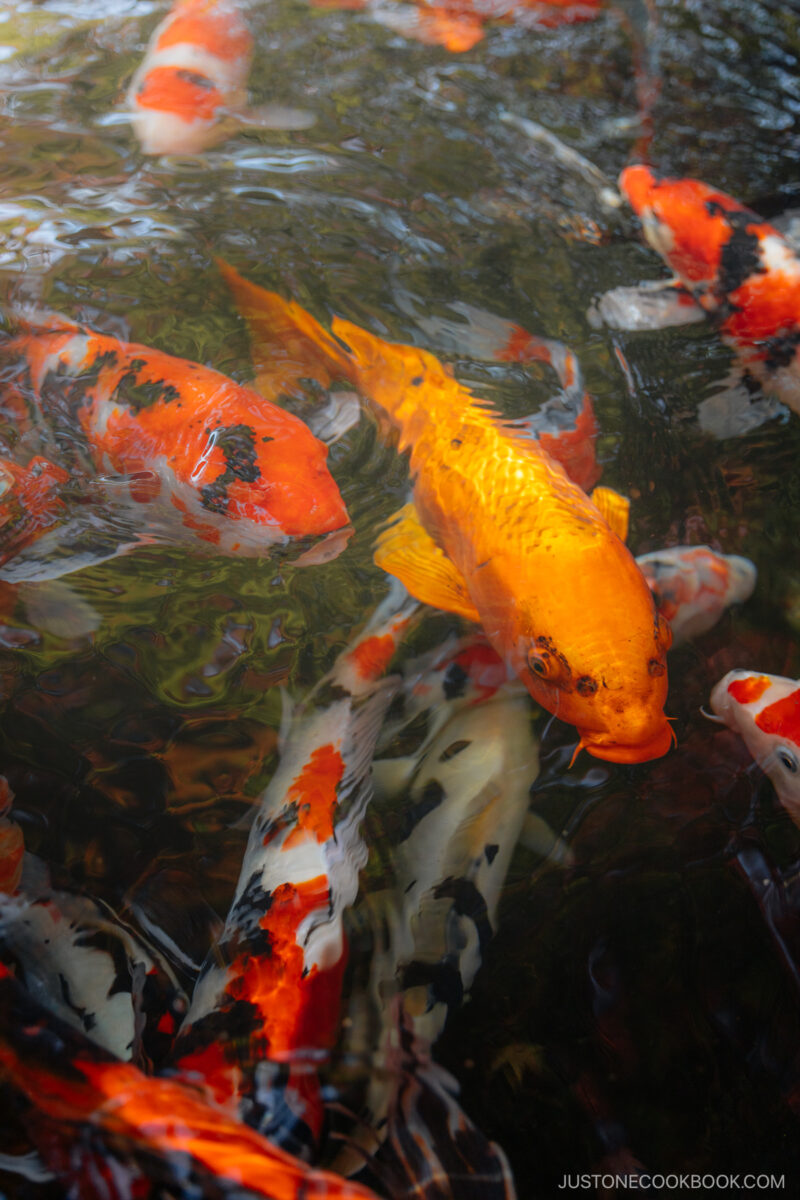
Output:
[
  {"xmin": 220, "ymin": 261, "xmax": 673, "ymax": 765},
  {"xmin": 416, "ymin": 300, "xmax": 602, "ymax": 492},
  {"xmin": 709, "ymin": 671, "xmax": 800, "ymax": 826},
  {"xmin": 635, "ymin": 546, "xmax": 757, "ymax": 646},
  {"xmin": 129, "ymin": 0, "xmax": 314, "ymax": 155},
  {"xmin": 169, "ymin": 584, "xmax": 419, "ymax": 1158},
  {"xmin": 334, "ymin": 641, "xmax": 538, "ymax": 1195},
  {"xmin": 0, "ymin": 962, "xmax": 380, "ymax": 1200},
  {"xmin": 309, "ymin": 0, "xmax": 601, "ymax": 54},
  {"xmin": 597, "ymin": 166, "xmax": 800, "ymax": 436},
  {"xmin": 0, "ymin": 312, "xmax": 349, "ymax": 579},
  {"xmin": 0, "ymin": 882, "xmax": 187, "ymax": 1067}
]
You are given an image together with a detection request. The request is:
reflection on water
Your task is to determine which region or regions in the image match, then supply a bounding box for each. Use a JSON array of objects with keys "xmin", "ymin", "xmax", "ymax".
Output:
[{"xmin": 1, "ymin": 0, "xmax": 800, "ymax": 1195}]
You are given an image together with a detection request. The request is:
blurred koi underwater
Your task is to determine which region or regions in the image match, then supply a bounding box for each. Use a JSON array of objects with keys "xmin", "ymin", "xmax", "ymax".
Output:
[
  {"xmin": 307, "ymin": 0, "xmax": 602, "ymax": 53},
  {"xmin": 128, "ymin": 0, "xmax": 314, "ymax": 155}
]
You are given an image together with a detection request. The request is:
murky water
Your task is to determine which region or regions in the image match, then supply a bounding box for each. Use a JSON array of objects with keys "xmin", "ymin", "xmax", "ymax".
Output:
[{"xmin": 1, "ymin": 0, "xmax": 800, "ymax": 1196}]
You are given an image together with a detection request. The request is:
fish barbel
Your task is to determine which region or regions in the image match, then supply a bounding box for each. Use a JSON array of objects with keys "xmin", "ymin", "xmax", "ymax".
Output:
[{"xmin": 220, "ymin": 261, "xmax": 673, "ymax": 764}]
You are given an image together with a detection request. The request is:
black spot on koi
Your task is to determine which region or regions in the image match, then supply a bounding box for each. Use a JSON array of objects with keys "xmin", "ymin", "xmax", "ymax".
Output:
[
  {"xmin": 200, "ymin": 423, "xmax": 261, "ymax": 515},
  {"xmin": 401, "ymin": 959, "xmax": 464, "ymax": 1010},
  {"xmin": 116, "ymin": 369, "xmax": 180, "ymax": 414},
  {"xmin": 704, "ymin": 204, "xmax": 766, "ymax": 300},
  {"xmin": 434, "ymin": 876, "xmax": 493, "ymax": 956},
  {"xmin": 442, "ymin": 662, "xmax": 468, "ymax": 700},
  {"xmin": 175, "ymin": 69, "xmax": 216, "ymax": 90},
  {"xmin": 762, "ymin": 329, "xmax": 800, "ymax": 371},
  {"xmin": 439, "ymin": 738, "xmax": 471, "ymax": 762}
]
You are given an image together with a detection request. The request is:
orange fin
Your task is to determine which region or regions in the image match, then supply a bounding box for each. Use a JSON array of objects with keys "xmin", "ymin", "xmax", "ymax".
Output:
[
  {"xmin": 374, "ymin": 502, "xmax": 480, "ymax": 623},
  {"xmin": 591, "ymin": 486, "xmax": 630, "ymax": 542},
  {"xmin": 216, "ymin": 259, "xmax": 353, "ymax": 396}
]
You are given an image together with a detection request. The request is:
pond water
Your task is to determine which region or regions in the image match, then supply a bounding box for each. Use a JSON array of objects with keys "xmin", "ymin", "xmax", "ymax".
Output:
[{"xmin": 1, "ymin": 1, "xmax": 800, "ymax": 1197}]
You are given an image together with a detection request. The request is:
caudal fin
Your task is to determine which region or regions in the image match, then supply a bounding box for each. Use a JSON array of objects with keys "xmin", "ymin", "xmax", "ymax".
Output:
[{"xmin": 216, "ymin": 259, "xmax": 354, "ymax": 393}]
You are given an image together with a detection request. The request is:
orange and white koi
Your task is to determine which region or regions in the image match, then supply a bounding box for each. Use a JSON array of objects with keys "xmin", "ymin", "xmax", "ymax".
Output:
[
  {"xmin": 309, "ymin": 0, "xmax": 601, "ymax": 54},
  {"xmin": 709, "ymin": 671, "xmax": 800, "ymax": 827},
  {"xmin": 129, "ymin": 0, "xmax": 314, "ymax": 155},
  {"xmin": 0, "ymin": 962, "xmax": 379, "ymax": 1200},
  {"xmin": 0, "ymin": 312, "xmax": 349, "ymax": 577},
  {"xmin": 636, "ymin": 545, "xmax": 757, "ymax": 646},
  {"xmin": 220, "ymin": 262, "xmax": 673, "ymax": 765},
  {"xmin": 129, "ymin": 0, "xmax": 252, "ymax": 155},
  {"xmin": 169, "ymin": 585, "xmax": 419, "ymax": 1157},
  {"xmin": 601, "ymin": 166, "xmax": 800, "ymax": 433}
]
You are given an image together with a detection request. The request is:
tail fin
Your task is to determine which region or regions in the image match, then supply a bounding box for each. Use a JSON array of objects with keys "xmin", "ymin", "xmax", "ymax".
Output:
[{"xmin": 216, "ymin": 259, "xmax": 354, "ymax": 392}]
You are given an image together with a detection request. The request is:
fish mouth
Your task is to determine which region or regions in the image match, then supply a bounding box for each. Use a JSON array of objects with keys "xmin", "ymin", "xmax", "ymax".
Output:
[{"xmin": 577, "ymin": 721, "xmax": 675, "ymax": 765}]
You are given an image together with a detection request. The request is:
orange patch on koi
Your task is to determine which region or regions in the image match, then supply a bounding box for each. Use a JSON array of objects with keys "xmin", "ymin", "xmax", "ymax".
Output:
[
  {"xmin": 728, "ymin": 675, "xmax": 772, "ymax": 706},
  {"xmin": 349, "ymin": 632, "xmax": 401, "ymax": 680},
  {"xmin": 283, "ymin": 744, "xmax": 345, "ymax": 847},
  {"xmin": 229, "ymin": 877, "xmax": 346, "ymax": 1057},
  {"xmin": 755, "ymin": 689, "xmax": 800, "ymax": 741}
]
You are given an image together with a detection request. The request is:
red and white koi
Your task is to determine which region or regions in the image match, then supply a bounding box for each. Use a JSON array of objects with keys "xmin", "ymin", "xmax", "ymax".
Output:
[
  {"xmin": 709, "ymin": 670, "xmax": 800, "ymax": 826},
  {"xmin": 0, "ymin": 312, "xmax": 349, "ymax": 578},
  {"xmin": 169, "ymin": 585, "xmax": 419, "ymax": 1156},
  {"xmin": 636, "ymin": 545, "xmax": 757, "ymax": 646},
  {"xmin": 598, "ymin": 166, "xmax": 800, "ymax": 435},
  {"xmin": 128, "ymin": 0, "xmax": 314, "ymax": 155},
  {"xmin": 0, "ymin": 962, "xmax": 379, "ymax": 1200}
]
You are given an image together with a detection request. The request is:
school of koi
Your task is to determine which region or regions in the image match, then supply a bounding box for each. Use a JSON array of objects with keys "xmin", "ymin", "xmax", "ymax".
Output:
[{"xmin": 0, "ymin": 0, "xmax": 799, "ymax": 1197}]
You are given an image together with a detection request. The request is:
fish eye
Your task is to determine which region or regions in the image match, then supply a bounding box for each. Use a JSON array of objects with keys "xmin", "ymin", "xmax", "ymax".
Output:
[
  {"xmin": 527, "ymin": 651, "xmax": 550, "ymax": 678},
  {"xmin": 777, "ymin": 747, "xmax": 799, "ymax": 774}
]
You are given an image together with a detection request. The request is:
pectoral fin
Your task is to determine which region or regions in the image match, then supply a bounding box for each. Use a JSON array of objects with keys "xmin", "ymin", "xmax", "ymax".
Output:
[
  {"xmin": 234, "ymin": 104, "xmax": 316, "ymax": 132},
  {"xmin": 590, "ymin": 486, "xmax": 630, "ymax": 542},
  {"xmin": 698, "ymin": 375, "xmax": 787, "ymax": 439},
  {"xmin": 374, "ymin": 502, "xmax": 480, "ymax": 623},
  {"xmin": 588, "ymin": 280, "xmax": 705, "ymax": 332}
]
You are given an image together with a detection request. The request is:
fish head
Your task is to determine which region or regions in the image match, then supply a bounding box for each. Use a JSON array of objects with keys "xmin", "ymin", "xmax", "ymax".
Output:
[
  {"xmin": 636, "ymin": 545, "xmax": 757, "ymax": 644},
  {"xmin": 619, "ymin": 164, "xmax": 760, "ymax": 295},
  {"xmin": 190, "ymin": 415, "xmax": 349, "ymax": 540},
  {"xmin": 488, "ymin": 546, "xmax": 674, "ymax": 764},
  {"xmin": 130, "ymin": 66, "xmax": 228, "ymax": 155},
  {"xmin": 710, "ymin": 669, "xmax": 800, "ymax": 821}
]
